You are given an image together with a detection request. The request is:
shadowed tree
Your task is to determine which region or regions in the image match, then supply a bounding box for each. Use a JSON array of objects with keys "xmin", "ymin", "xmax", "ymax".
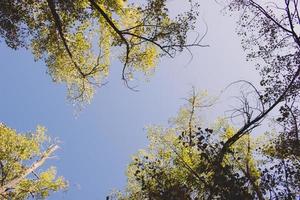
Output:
[
  {"xmin": 218, "ymin": 0, "xmax": 300, "ymax": 198},
  {"xmin": 222, "ymin": 0, "xmax": 300, "ymax": 151}
]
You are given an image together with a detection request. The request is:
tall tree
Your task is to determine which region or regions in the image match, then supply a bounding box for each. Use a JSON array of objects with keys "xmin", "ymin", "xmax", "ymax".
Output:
[
  {"xmin": 114, "ymin": 125, "xmax": 299, "ymax": 200},
  {"xmin": 108, "ymin": 92, "xmax": 286, "ymax": 199},
  {"xmin": 0, "ymin": 123, "xmax": 67, "ymax": 199},
  {"xmin": 0, "ymin": 0, "xmax": 204, "ymax": 106},
  {"xmin": 219, "ymin": 0, "xmax": 300, "ymax": 198},
  {"xmin": 110, "ymin": 0, "xmax": 300, "ymax": 197},
  {"xmin": 223, "ymin": 0, "xmax": 300, "ymax": 155}
]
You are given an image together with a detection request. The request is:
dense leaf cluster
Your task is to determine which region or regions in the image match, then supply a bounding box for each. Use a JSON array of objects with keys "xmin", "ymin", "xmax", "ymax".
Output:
[
  {"xmin": 0, "ymin": 124, "xmax": 67, "ymax": 199},
  {"xmin": 109, "ymin": 93, "xmax": 299, "ymax": 199}
]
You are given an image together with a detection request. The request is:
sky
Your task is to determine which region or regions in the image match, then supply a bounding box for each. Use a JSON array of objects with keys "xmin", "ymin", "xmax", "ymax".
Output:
[{"xmin": 0, "ymin": 1, "xmax": 261, "ymax": 199}]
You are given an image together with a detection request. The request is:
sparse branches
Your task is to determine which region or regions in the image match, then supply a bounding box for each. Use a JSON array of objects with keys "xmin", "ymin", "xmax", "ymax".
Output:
[
  {"xmin": 222, "ymin": 0, "xmax": 300, "ymax": 160},
  {"xmin": 216, "ymin": 1, "xmax": 300, "ymax": 198}
]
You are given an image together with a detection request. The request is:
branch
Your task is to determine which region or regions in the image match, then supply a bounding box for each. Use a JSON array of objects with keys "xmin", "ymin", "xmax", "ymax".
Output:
[
  {"xmin": 88, "ymin": 0, "xmax": 131, "ymax": 84},
  {"xmin": 219, "ymin": 66, "xmax": 300, "ymax": 162},
  {"xmin": 159, "ymin": 135, "xmax": 208, "ymax": 186},
  {"xmin": 0, "ymin": 145, "xmax": 59, "ymax": 194},
  {"xmin": 122, "ymin": 31, "xmax": 173, "ymax": 57},
  {"xmin": 249, "ymin": 0, "xmax": 293, "ymax": 34},
  {"xmin": 46, "ymin": 0, "xmax": 86, "ymax": 78}
]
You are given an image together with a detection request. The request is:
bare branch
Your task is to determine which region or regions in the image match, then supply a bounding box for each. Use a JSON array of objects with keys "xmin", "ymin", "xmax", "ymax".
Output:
[{"xmin": 219, "ymin": 66, "xmax": 300, "ymax": 162}]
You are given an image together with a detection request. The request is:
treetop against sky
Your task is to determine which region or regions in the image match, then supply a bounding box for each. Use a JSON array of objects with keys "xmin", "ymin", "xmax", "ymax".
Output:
[{"xmin": 0, "ymin": 0, "xmax": 299, "ymax": 199}]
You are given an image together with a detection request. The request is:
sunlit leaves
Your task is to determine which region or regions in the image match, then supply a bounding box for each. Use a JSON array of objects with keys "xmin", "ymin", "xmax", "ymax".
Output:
[
  {"xmin": 109, "ymin": 94, "xmax": 257, "ymax": 199},
  {"xmin": 109, "ymin": 89, "xmax": 300, "ymax": 199},
  {"xmin": 0, "ymin": 123, "xmax": 67, "ymax": 199},
  {"xmin": 0, "ymin": 0, "xmax": 200, "ymax": 107}
]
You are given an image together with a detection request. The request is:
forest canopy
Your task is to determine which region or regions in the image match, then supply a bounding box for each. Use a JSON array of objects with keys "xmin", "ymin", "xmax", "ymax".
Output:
[
  {"xmin": 0, "ymin": 0, "xmax": 202, "ymax": 106},
  {"xmin": 110, "ymin": 0, "xmax": 300, "ymax": 199},
  {"xmin": 109, "ymin": 90, "xmax": 299, "ymax": 199},
  {"xmin": 1, "ymin": 0, "xmax": 300, "ymax": 199}
]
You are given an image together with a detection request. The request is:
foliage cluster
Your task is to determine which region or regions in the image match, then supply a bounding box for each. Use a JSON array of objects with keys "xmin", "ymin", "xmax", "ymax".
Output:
[
  {"xmin": 1, "ymin": 0, "xmax": 300, "ymax": 199},
  {"xmin": 0, "ymin": 0, "xmax": 201, "ymax": 106},
  {"xmin": 109, "ymin": 92, "xmax": 299, "ymax": 199},
  {"xmin": 0, "ymin": 124, "xmax": 67, "ymax": 199}
]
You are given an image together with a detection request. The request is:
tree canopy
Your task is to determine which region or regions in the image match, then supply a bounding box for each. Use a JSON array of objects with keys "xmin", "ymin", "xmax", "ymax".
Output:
[
  {"xmin": 0, "ymin": 0, "xmax": 203, "ymax": 106},
  {"xmin": 0, "ymin": 123, "xmax": 67, "ymax": 199},
  {"xmin": 1, "ymin": 0, "xmax": 300, "ymax": 199},
  {"xmin": 108, "ymin": 0, "xmax": 300, "ymax": 199},
  {"xmin": 225, "ymin": 0, "xmax": 300, "ymax": 169},
  {"xmin": 108, "ymin": 91, "xmax": 299, "ymax": 199}
]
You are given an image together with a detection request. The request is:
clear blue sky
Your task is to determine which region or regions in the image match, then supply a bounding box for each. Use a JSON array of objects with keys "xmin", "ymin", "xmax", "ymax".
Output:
[{"xmin": 0, "ymin": 1, "xmax": 260, "ymax": 199}]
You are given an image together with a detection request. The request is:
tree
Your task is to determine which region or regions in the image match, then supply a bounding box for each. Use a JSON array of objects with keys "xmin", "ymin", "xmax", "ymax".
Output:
[
  {"xmin": 109, "ymin": 0, "xmax": 300, "ymax": 198},
  {"xmin": 0, "ymin": 123, "xmax": 67, "ymax": 199},
  {"xmin": 109, "ymin": 92, "xmax": 299, "ymax": 200},
  {"xmin": 223, "ymin": 0, "xmax": 300, "ymax": 152},
  {"xmin": 0, "ymin": 0, "xmax": 204, "ymax": 106},
  {"xmin": 223, "ymin": 1, "xmax": 300, "ymax": 197},
  {"xmin": 108, "ymin": 92, "xmax": 290, "ymax": 199}
]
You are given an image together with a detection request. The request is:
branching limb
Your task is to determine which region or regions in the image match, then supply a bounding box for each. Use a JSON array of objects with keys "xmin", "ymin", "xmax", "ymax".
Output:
[
  {"xmin": 219, "ymin": 66, "xmax": 300, "ymax": 162},
  {"xmin": 0, "ymin": 145, "xmax": 59, "ymax": 195},
  {"xmin": 46, "ymin": 0, "xmax": 86, "ymax": 77}
]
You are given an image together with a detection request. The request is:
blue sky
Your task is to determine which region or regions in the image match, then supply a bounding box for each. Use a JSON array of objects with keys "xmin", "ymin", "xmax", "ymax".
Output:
[{"xmin": 0, "ymin": 1, "xmax": 260, "ymax": 199}]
